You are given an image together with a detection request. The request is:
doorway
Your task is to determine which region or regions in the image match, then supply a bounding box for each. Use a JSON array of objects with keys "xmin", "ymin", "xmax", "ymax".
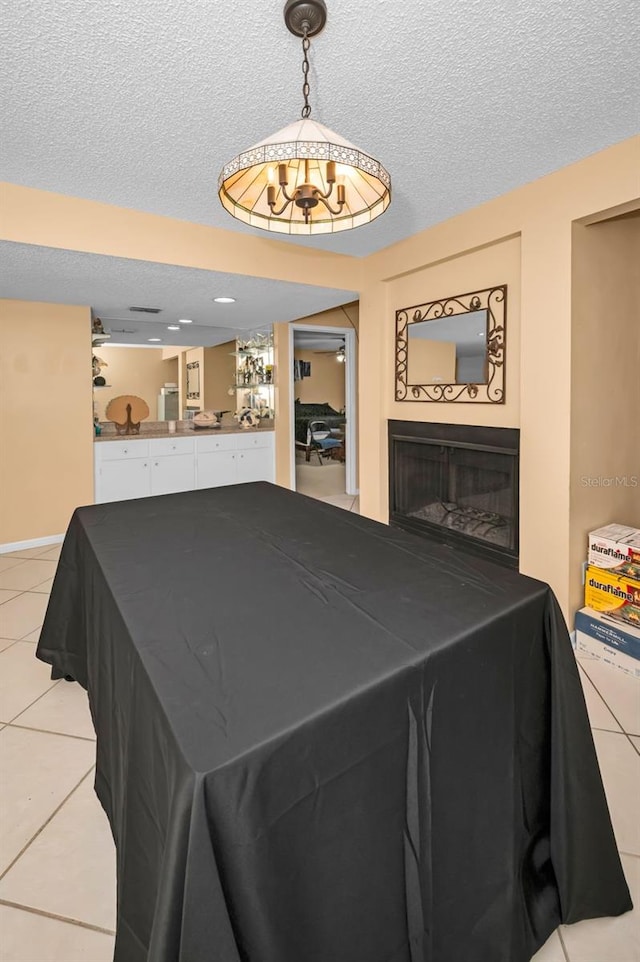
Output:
[{"xmin": 289, "ymin": 323, "xmax": 357, "ymax": 507}]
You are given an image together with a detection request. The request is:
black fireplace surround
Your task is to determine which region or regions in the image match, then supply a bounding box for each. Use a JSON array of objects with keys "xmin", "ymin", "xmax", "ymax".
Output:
[{"xmin": 389, "ymin": 420, "xmax": 520, "ymax": 568}]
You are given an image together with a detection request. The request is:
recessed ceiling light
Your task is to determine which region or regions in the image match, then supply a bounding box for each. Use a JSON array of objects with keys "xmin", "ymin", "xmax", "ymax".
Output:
[
  {"xmin": 178, "ymin": 318, "xmax": 193, "ymax": 324},
  {"xmin": 148, "ymin": 338, "xmax": 162, "ymax": 342},
  {"xmin": 167, "ymin": 325, "xmax": 180, "ymax": 331},
  {"xmin": 213, "ymin": 297, "xmax": 236, "ymax": 304}
]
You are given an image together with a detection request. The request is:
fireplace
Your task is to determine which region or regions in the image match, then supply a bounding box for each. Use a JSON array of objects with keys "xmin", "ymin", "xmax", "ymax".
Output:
[{"xmin": 388, "ymin": 421, "xmax": 519, "ymax": 568}]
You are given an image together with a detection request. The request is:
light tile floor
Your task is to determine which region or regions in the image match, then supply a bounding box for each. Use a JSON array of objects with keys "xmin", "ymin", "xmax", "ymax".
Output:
[
  {"xmin": 0, "ymin": 542, "xmax": 638, "ymax": 962},
  {"xmin": 295, "ymin": 457, "xmax": 348, "ymax": 500}
]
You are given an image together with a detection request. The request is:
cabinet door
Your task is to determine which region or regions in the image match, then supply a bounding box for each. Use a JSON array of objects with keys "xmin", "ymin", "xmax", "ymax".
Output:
[
  {"xmin": 196, "ymin": 451, "xmax": 237, "ymax": 489},
  {"xmin": 97, "ymin": 458, "xmax": 150, "ymax": 503},
  {"xmin": 150, "ymin": 454, "xmax": 195, "ymax": 496},
  {"xmin": 236, "ymin": 448, "xmax": 273, "ymax": 484}
]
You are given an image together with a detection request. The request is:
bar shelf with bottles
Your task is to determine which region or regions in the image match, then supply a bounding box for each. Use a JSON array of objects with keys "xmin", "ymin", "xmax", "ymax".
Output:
[{"xmin": 231, "ymin": 329, "xmax": 275, "ymax": 419}]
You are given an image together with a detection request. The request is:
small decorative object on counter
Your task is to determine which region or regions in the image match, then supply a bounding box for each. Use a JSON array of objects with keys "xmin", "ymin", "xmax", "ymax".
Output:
[
  {"xmin": 234, "ymin": 408, "xmax": 260, "ymax": 429},
  {"xmin": 192, "ymin": 411, "xmax": 219, "ymax": 430},
  {"xmin": 106, "ymin": 395, "xmax": 150, "ymax": 435},
  {"xmin": 167, "ymin": 420, "xmax": 177, "ymax": 434}
]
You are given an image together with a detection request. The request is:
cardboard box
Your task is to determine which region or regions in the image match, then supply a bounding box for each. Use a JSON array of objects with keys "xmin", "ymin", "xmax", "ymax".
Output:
[
  {"xmin": 576, "ymin": 630, "xmax": 640, "ymax": 679},
  {"xmin": 575, "ymin": 606, "xmax": 640, "ymax": 658},
  {"xmin": 588, "ymin": 523, "xmax": 640, "ymax": 575},
  {"xmin": 575, "ymin": 606, "xmax": 640, "ymax": 678},
  {"xmin": 584, "ymin": 566, "xmax": 640, "ymax": 629}
]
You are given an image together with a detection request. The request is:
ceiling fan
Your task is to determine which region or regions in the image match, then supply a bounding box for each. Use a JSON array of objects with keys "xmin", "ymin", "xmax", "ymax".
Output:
[{"xmin": 315, "ymin": 340, "xmax": 346, "ymax": 362}]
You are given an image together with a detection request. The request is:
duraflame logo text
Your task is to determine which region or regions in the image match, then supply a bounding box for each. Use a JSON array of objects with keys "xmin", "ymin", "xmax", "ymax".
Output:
[
  {"xmin": 593, "ymin": 543, "xmax": 630, "ymax": 560},
  {"xmin": 588, "ymin": 578, "xmax": 640, "ymax": 604}
]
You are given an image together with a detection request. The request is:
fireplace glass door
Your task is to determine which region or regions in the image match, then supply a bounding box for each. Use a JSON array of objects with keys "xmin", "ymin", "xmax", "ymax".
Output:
[{"xmin": 391, "ymin": 438, "xmax": 518, "ymax": 564}]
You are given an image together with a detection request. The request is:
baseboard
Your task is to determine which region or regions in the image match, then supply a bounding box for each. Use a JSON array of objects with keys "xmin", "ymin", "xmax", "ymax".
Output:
[{"xmin": 0, "ymin": 534, "xmax": 64, "ymax": 555}]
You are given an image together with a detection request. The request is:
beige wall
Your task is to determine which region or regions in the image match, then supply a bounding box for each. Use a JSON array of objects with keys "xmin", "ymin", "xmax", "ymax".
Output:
[
  {"xmin": 407, "ymin": 337, "xmax": 456, "ymax": 384},
  {"xmin": 164, "ymin": 356, "xmax": 179, "ymax": 392},
  {"xmin": 203, "ymin": 342, "xmax": 236, "ymax": 413},
  {"xmin": 0, "ymin": 299, "xmax": 94, "ymax": 545},
  {"xmin": 358, "ymin": 136, "xmax": 640, "ymax": 619},
  {"xmin": 293, "ymin": 350, "xmax": 346, "ymax": 412},
  {"xmin": 93, "ymin": 345, "xmax": 173, "ymax": 421},
  {"xmin": 569, "ymin": 214, "xmax": 640, "ymax": 613},
  {"xmin": 384, "ymin": 236, "xmax": 522, "ymax": 431}
]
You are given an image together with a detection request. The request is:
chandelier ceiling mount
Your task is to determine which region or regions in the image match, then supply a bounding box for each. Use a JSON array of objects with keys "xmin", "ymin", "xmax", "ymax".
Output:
[{"xmin": 283, "ymin": 0, "xmax": 327, "ymax": 38}]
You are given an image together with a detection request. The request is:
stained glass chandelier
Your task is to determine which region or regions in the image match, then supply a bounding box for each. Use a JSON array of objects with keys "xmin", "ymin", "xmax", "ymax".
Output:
[{"xmin": 218, "ymin": 0, "xmax": 391, "ymax": 235}]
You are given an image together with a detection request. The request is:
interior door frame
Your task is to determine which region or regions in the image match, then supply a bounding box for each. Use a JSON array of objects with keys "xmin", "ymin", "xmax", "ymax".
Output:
[{"xmin": 288, "ymin": 323, "xmax": 358, "ymax": 496}]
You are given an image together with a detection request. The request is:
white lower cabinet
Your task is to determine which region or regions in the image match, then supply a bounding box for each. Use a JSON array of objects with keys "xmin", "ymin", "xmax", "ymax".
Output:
[
  {"xmin": 196, "ymin": 451, "xmax": 238, "ymax": 489},
  {"xmin": 95, "ymin": 432, "xmax": 274, "ymax": 503},
  {"xmin": 237, "ymin": 448, "xmax": 271, "ymax": 483},
  {"xmin": 99, "ymin": 458, "xmax": 151, "ymax": 502},
  {"xmin": 150, "ymin": 454, "xmax": 195, "ymax": 496}
]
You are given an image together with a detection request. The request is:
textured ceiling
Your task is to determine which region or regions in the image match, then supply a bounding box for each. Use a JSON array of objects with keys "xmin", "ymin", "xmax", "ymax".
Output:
[
  {"xmin": 0, "ymin": 243, "xmax": 356, "ymax": 346},
  {"xmin": 2, "ymin": 0, "xmax": 638, "ymax": 260}
]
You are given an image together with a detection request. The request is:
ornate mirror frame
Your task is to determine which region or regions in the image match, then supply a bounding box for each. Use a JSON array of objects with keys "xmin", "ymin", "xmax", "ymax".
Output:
[
  {"xmin": 395, "ymin": 285, "xmax": 507, "ymax": 403},
  {"xmin": 186, "ymin": 361, "xmax": 201, "ymax": 400}
]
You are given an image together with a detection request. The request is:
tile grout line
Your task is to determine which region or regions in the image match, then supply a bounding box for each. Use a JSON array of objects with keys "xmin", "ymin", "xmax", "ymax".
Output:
[
  {"xmin": 579, "ymin": 661, "xmax": 638, "ymax": 744},
  {"xmin": 557, "ymin": 926, "xmax": 571, "ymax": 962},
  {"xmin": 0, "ymin": 639, "xmax": 20, "ymax": 655},
  {"xmin": 5, "ymin": 675, "xmax": 62, "ymax": 726},
  {"xmin": 4, "ymin": 721, "xmax": 96, "ymax": 743},
  {"xmin": 0, "ymin": 898, "xmax": 116, "ymax": 938},
  {"xmin": 624, "ymin": 733, "xmax": 640, "ymax": 757},
  {"xmin": 0, "ymin": 766, "xmax": 96, "ymax": 883},
  {"xmin": 2, "ymin": 548, "xmax": 61, "ymax": 561},
  {"xmin": 589, "ymin": 726, "xmax": 640, "ymax": 754},
  {"xmin": 591, "ymin": 724, "xmax": 630, "ymax": 735}
]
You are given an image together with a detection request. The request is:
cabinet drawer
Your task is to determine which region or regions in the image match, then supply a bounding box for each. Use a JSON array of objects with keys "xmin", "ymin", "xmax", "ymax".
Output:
[
  {"xmin": 236, "ymin": 432, "xmax": 273, "ymax": 450},
  {"xmin": 98, "ymin": 440, "xmax": 150, "ymax": 460},
  {"xmin": 151, "ymin": 437, "xmax": 195, "ymax": 457},
  {"xmin": 196, "ymin": 434, "xmax": 238, "ymax": 454}
]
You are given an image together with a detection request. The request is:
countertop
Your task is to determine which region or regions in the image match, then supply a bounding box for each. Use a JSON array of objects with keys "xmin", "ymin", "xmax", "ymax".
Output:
[{"xmin": 95, "ymin": 421, "xmax": 274, "ymax": 442}]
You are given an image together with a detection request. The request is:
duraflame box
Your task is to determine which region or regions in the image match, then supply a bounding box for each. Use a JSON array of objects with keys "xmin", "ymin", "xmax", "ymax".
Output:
[
  {"xmin": 575, "ymin": 607, "xmax": 640, "ymax": 679},
  {"xmin": 584, "ymin": 565, "xmax": 640, "ymax": 630},
  {"xmin": 588, "ymin": 523, "xmax": 640, "ymax": 576}
]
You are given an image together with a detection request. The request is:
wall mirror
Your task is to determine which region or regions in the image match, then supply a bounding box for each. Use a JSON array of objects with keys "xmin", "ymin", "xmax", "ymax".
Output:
[
  {"xmin": 186, "ymin": 361, "xmax": 200, "ymax": 400},
  {"xmin": 395, "ymin": 285, "xmax": 506, "ymax": 403}
]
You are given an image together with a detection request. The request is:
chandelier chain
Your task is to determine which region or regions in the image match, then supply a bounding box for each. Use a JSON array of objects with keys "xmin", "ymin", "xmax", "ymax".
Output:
[{"xmin": 301, "ymin": 30, "xmax": 311, "ymax": 119}]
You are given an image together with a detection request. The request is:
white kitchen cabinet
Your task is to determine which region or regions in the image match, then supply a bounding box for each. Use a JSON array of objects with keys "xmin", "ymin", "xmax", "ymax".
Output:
[
  {"xmin": 150, "ymin": 454, "xmax": 195, "ymax": 496},
  {"xmin": 98, "ymin": 457, "xmax": 151, "ymax": 502},
  {"xmin": 236, "ymin": 448, "xmax": 271, "ymax": 483},
  {"xmin": 196, "ymin": 432, "xmax": 274, "ymax": 488},
  {"xmin": 195, "ymin": 450, "xmax": 237, "ymax": 489},
  {"xmin": 94, "ymin": 431, "xmax": 274, "ymax": 503}
]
